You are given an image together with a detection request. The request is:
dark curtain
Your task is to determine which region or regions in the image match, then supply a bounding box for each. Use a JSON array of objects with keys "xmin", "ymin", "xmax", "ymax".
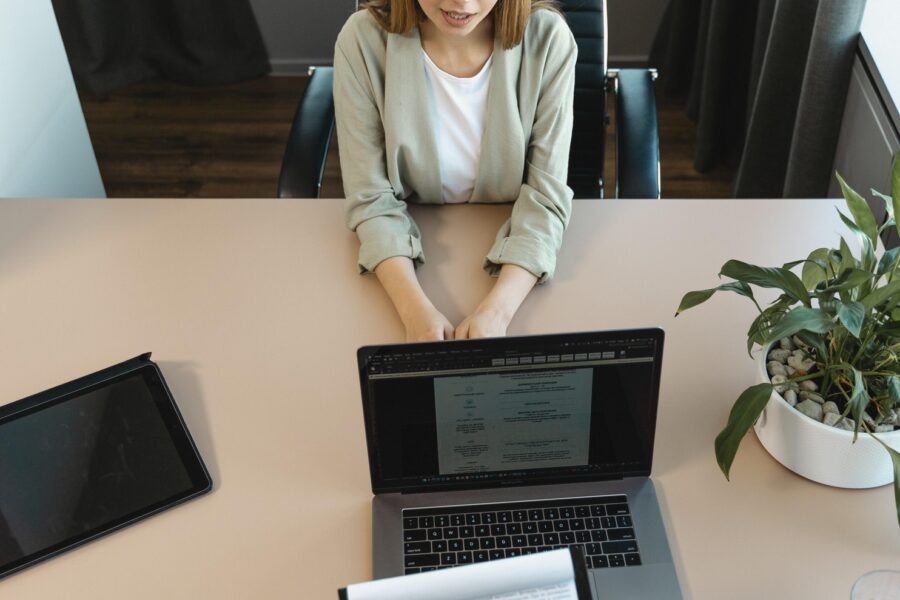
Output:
[
  {"xmin": 51, "ymin": 0, "xmax": 270, "ymax": 96},
  {"xmin": 650, "ymin": 0, "xmax": 867, "ymax": 198}
]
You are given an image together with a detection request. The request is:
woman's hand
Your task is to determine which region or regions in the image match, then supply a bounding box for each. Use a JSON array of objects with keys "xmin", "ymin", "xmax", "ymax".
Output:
[
  {"xmin": 374, "ymin": 256, "xmax": 453, "ymax": 342},
  {"xmin": 455, "ymin": 264, "xmax": 538, "ymax": 339}
]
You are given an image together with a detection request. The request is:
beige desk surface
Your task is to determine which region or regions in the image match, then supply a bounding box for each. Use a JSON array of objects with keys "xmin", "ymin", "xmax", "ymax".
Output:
[{"xmin": 0, "ymin": 198, "xmax": 897, "ymax": 599}]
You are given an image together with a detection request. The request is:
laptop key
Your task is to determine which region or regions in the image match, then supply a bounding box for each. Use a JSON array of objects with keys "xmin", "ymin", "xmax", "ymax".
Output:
[
  {"xmin": 543, "ymin": 533, "xmax": 560, "ymax": 545},
  {"xmin": 586, "ymin": 543, "xmax": 603, "ymax": 555},
  {"xmin": 443, "ymin": 527, "xmax": 458, "ymax": 539},
  {"xmin": 474, "ymin": 551, "xmax": 489, "ymax": 562},
  {"xmin": 420, "ymin": 516, "xmax": 434, "ymax": 528},
  {"xmin": 576, "ymin": 506, "xmax": 591, "ymax": 517},
  {"xmin": 435, "ymin": 516, "xmax": 449, "ymax": 527},
  {"xmin": 403, "ymin": 517, "xmax": 418, "ymax": 529},
  {"xmin": 544, "ymin": 508, "xmax": 559, "ymax": 520},
  {"xmin": 505, "ymin": 549, "xmax": 521, "ymax": 558},
  {"xmin": 601, "ymin": 517, "xmax": 616, "ymax": 529},
  {"xmin": 428, "ymin": 528, "xmax": 442, "ymax": 540},
  {"xmin": 440, "ymin": 553, "xmax": 457, "ymax": 566},
  {"xmin": 590, "ymin": 505, "xmax": 606, "ymax": 517},
  {"xmin": 497, "ymin": 511, "xmax": 512, "ymax": 523},
  {"xmin": 513, "ymin": 510, "xmax": 529, "ymax": 522},
  {"xmin": 405, "ymin": 554, "xmax": 439, "ymax": 568},
  {"xmin": 617, "ymin": 516, "xmax": 633, "ymax": 528},
  {"xmin": 538, "ymin": 522, "xmax": 553, "ymax": 533},
  {"xmin": 607, "ymin": 504, "xmax": 630, "ymax": 516},
  {"xmin": 466, "ymin": 514, "xmax": 481, "ymax": 525},
  {"xmin": 523, "ymin": 522, "xmax": 537, "ymax": 534},
  {"xmin": 460, "ymin": 526, "xmax": 474, "ymax": 538},
  {"xmin": 529, "ymin": 510, "xmax": 543, "ymax": 521},
  {"xmin": 590, "ymin": 530, "xmax": 608, "ymax": 542},
  {"xmin": 575, "ymin": 531, "xmax": 591, "ymax": 543},
  {"xmin": 497, "ymin": 536, "xmax": 511, "ymax": 548},
  {"xmin": 405, "ymin": 529, "xmax": 427, "ymax": 542},
  {"xmin": 569, "ymin": 519, "xmax": 585, "ymax": 530},
  {"xmin": 482, "ymin": 513, "xmax": 496, "ymax": 524},
  {"xmin": 489, "ymin": 550, "xmax": 505, "ymax": 560},
  {"xmin": 450, "ymin": 515, "xmax": 464, "ymax": 526},
  {"xmin": 449, "ymin": 540, "xmax": 463, "ymax": 552},
  {"xmin": 433, "ymin": 541, "xmax": 447, "ymax": 553},
  {"xmin": 608, "ymin": 528, "xmax": 635, "ymax": 541},
  {"xmin": 522, "ymin": 547, "xmax": 537, "ymax": 555},
  {"xmin": 405, "ymin": 568, "xmax": 420, "ymax": 575},
  {"xmin": 609, "ymin": 554, "xmax": 626, "ymax": 568},
  {"xmin": 512, "ymin": 536, "xmax": 527, "ymax": 547},
  {"xmin": 404, "ymin": 542, "xmax": 431, "ymax": 555},
  {"xmin": 560, "ymin": 532, "xmax": 575, "ymax": 544},
  {"xmin": 560, "ymin": 507, "xmax": 575, "ymax": 519},
  {"xmin": 491, "ymin": 524, "xmax": 506, "ymax": 536},
  {"xmin": 625, "ymin": 553, "xmax": 642, "ymax": 566},
  {"xmin": 506, "ymin": 523, "xmax": 522, "ymax": 535},
  {"xmin": 586, "ymin": 518, "xmax": 601, "ymax": 529},
  {"xmin": 603, "ymin": 541, "xmax": 639, "ymax": 554},
  {"xmin": 553, "ymin": 520, "xmax": 569, "ymax": 532},
  {"xmin": 479, "ymin": 538, "xmax": 495, "ymax": 550},
  {"xmin": 475, "ymin": 525, "xmax": 490, "ymax": 537},
  {"xmin": 464, "ymin": 539, "xmax": 479, "ymax": 550},
  {"xmin": 528, "ymin": 534, "xmax": 542, "ymax": 546},
  {"xmin": 591, "ymin": 556, "xmax": 609, "ymax": 569},
  {"xmin": 458, "ymin": 551, "xmax": 473, "ymax": 564}
]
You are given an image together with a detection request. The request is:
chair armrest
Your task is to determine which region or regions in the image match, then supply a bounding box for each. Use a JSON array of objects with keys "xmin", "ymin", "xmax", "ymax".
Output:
[
  {"xmin": 614, "ymin": 69, "xmax": 660, "ymax": 199},
  {"xmin": 277, "ymin": 67, "xmax": 335, "ymax": 198}
]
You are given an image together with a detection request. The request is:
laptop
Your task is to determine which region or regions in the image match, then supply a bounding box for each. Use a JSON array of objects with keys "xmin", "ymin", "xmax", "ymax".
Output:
[{"xmin": 357, "ymin": 328, "xmax": 682, "ymax": 599}]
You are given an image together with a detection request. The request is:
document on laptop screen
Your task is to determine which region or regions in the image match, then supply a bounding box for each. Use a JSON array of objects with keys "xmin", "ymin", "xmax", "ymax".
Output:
[
  {"xmin": 341, "ymin": 549, "xmax": 587, "ymax": 600},
  {"xmin": 433, "ymin": 369, "xmax": 593, "ymax": 474}
]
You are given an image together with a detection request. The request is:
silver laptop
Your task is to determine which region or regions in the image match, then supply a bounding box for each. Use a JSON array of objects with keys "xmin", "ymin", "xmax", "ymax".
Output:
[{"xmin": 358, "ymin": 328, "xmax": 681, "ymax": 599}]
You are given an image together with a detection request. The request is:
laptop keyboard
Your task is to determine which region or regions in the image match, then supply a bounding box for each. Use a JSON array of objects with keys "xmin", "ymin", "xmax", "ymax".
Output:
[{"xmin": 402, "ymin": 495, "xmax": 640, "ymax": 574}]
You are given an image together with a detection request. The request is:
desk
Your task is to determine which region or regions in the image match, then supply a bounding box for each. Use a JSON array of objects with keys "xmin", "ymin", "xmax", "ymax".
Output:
[{"xmin": 0, "ymin": 199, "xmax": 897, "ymax": 599}]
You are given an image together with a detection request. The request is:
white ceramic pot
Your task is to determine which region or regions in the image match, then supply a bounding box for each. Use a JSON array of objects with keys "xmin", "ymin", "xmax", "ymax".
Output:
[{"xmin": 753, "ymin": 344, "xmax": 900, "ymax": 488}]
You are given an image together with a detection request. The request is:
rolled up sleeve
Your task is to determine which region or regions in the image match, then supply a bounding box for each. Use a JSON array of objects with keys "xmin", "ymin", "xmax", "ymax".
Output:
[
  {"xmin": 334, "ymin": 35, "xmax": 425, "ymax": 274},
  {"xmin": 484, "ymin": 21, "xmax": 577, "ymax": 283}
]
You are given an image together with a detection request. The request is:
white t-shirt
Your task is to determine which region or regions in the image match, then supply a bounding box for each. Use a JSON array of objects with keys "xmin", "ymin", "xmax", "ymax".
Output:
[{"xmin": 422, "ymin": 49, "xmax": 492, "ymax": 203}]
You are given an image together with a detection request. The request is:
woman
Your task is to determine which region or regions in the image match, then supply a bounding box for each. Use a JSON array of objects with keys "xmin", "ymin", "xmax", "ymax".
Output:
[{"xmin": 334, "ymin": 0, "xmax": 576, "ymax": 341}]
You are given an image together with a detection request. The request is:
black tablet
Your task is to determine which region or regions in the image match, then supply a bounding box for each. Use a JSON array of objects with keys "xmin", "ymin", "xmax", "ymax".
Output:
[{"xmin": 0, "ymin": 354, "xmax": 212, "ymax": 579}]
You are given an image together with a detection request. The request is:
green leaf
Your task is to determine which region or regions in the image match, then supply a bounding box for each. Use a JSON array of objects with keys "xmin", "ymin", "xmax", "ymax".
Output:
[
  {"xmin": 848, "ymin": 367, "xmax": 870, "ymax": 440},
  {"xmin": 820, "ymin": 268, "xmax": 874, "ymax": 293},
  {"xmin": 763, "ymin": 307, "xmax": 834, "ymax": 344},
  {"xmin": 720, "ymin": 260, "xmax": 810, "ymax": 307},
  {"xmin": 715, "ymin": 383, "xmax": 775, "ymax": 479},
  {"xmin": 837, "ymin": 209, "xmax": 877, "ymax": 273},
  {"xmin": 872, "ymin": 190, "xmax": 895, "ymax": 226},
  {"xmin": 893, "ymin": 155, "xmax": 900, "ymax": 241},
  {"xmin": 800, "ymin": 248, "xmax": 834, "ymax": 290},
  {"xmin": 837, "ymin": 172, "xmax": 879, "ymax": 246},
  {"xmin": 877, "ymin": 247, "xmax": 900, "ymax": 278},
  {"xmin": 675, "ymin": 282, "xmax": 755, "ymax": 316},
  {"xmin": 836, "ymin": 301, "xmax": 865, "ymax": 337},
  {"xmin": 745, "ymin": 298, "xmax": 792, "ymax": 355},
  {"xmin": 867, "ymin": 432, "xmax": 900, "ymax": 527},
  {"xmin": 861, "ymin": 279, "xmax": 900, "ymax": 311},
  {"xmin": 793, "ymin": 330, "xmax": 827, "ymax": 358},
  {"xmin": 839, "ymin": 237, "xmax": 857, "ymax": 271},
  {"xmin": 888, "ymin": 376, "xmax": 900, "ymax": 406}
]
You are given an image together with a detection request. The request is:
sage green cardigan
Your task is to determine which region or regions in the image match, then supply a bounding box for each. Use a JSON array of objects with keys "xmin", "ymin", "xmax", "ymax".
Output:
[{"xmin": 333, "ymin": 8, "xmax": 577, "ymax": 282}]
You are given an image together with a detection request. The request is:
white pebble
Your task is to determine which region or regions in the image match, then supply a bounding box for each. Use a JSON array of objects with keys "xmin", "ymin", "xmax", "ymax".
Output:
[
  {"xmin": 824, "ymin": 413, "xmax": 842, "ymax": 427},
  {"xmin": 771, "ymin": 375, "xmax": 788, "ymax": 393},
  {"xmin": 782, "ymin": 389, "xmax": 798, "ymax": 406},
  {"xmin": 780, "ymin": 337, "xmax": 795, "ymax": 351},
  {"xmin": 822, "ymin": 401, "xmax": 839, "ymax": 415},
  {"xmin": 799, "ymin": 391, "xmax": 825, "ymax": 404},
  {"xmin": 799, "ymin": 380, "xmax": 818, "ymax": 392},
  {"xmin": 796, "ymin": 399, "xmax": 824, "ymax": 422},
  {"xmin": 876, "ymin": 425, "xmax": 896, "ymax": 433},
  {"xmin": 768, "ymin": 361, "xmax": 788, "ymax": 377},
  {"xmin": 768, "ymin": 349, "xmax": 791, "ymax": 363}
]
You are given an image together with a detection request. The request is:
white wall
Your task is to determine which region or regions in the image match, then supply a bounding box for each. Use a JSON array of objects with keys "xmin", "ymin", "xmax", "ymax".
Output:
[
  {"xmin": 253, "ymin": 0, "xmax": 669, "ymax": 74},
  {"xmin": 0, "ymin": 0, "xmax": 105, "ymax": 198}
]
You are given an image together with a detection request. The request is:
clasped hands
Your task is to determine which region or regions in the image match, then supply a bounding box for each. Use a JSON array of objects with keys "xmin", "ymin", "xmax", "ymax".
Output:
[{"xmin": 375, "ymin": 256, "xmax": 538, "ymax": 342}]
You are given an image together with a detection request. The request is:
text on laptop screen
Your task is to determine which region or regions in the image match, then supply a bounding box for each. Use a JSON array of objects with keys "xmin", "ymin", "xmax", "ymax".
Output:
[{"xmin": 359, "ymin": 330, "xmax": 663, "ymax": 493}]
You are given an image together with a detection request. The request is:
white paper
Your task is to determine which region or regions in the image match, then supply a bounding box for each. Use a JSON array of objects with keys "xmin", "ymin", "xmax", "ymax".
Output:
[
  {"xmin": 434, "ymin": 369, "xmax": 593, "ymax": 474},
  {"xmin": 344, "ymin": 549, "xmax": 580, "ymax": 600}
]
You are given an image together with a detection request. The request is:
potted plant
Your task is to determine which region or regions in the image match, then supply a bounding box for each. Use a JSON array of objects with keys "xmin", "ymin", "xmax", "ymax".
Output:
[{"xmin": 676, "ymin": 158, "xmax": 900, "ymax": 526}]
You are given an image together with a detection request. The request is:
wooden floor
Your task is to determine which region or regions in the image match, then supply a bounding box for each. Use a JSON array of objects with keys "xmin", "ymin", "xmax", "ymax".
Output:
[{"xmin": 80, "ymin": 76, "xmax": 735, "ymax": 199}]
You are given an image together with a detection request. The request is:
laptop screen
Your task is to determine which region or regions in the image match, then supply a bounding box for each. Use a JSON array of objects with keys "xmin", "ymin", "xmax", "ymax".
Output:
[{"xmin": 358, "ymin": 329, "xmax": 663, "ymax": 494}]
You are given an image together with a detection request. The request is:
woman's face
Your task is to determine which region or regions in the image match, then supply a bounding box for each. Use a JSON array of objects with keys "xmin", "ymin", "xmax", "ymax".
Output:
[{"xmin": 416, "ymin": 0, "xmax": 500, "ymax": 39}]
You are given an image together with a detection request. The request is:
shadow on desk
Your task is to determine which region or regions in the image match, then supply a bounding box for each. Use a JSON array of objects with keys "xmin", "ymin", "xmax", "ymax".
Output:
[{"xmin": 159, "ymin": 361, "xmax": 220, "ymax": 487}]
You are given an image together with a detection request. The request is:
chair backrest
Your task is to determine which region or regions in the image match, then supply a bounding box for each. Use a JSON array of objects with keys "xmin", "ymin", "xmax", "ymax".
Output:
[{"xmin": 558, "ymin": 0, "xmax": 607, "ymax": 198}]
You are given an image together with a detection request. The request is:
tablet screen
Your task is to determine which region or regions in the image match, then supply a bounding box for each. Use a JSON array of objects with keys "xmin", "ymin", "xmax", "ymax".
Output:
[{"xmin": 0, "ymin": 364, "xmax": 211, "ymax": 578}]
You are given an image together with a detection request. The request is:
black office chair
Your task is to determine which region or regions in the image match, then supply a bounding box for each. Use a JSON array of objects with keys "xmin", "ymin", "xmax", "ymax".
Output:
[{"xmin": 278, "ymin": 0, "xmax": 660, "ymax": 199}]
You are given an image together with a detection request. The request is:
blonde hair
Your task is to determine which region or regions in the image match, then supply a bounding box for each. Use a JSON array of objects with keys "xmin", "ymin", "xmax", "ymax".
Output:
[{"xmin": 361, "ymin": 0, "xmax": 562, "ymax": 50}]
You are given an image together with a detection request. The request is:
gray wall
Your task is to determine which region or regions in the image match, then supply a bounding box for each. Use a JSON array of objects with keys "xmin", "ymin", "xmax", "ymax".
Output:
[
  {"xmin": 253, "ymin": 0, "xmax": 669, "ymax": 75},
  {"xmin": 0, "ymin": 0, "xmax": 105, "ymax": 197}
]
